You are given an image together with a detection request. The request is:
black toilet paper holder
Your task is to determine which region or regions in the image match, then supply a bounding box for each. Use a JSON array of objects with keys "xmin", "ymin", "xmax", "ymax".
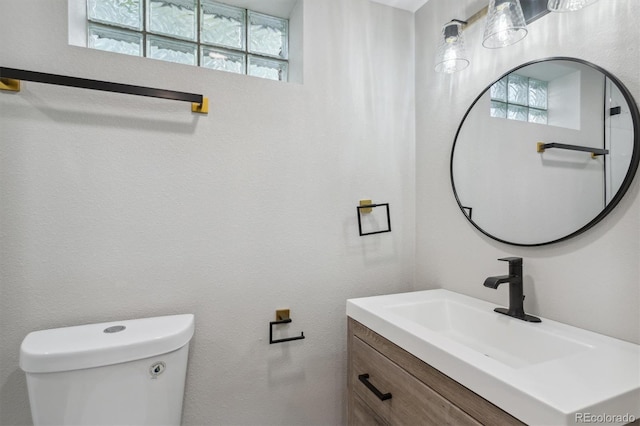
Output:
[{"xmin": 269, "ymin": 311, "xmax": 305, "ymax": 344}]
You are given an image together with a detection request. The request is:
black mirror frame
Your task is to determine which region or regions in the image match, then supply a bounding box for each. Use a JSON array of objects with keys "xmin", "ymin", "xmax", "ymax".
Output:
[{"xmin": 450, "ymin": 57, "xmax": 640, "ymax": 247}]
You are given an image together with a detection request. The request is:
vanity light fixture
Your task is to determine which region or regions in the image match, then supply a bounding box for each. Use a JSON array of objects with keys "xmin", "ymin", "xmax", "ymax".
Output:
[
  {"xmin": 434, "ymin": 20, "xmax": 470, "ymax": 74},
  {"xmin": 547, "ymin": 0, "xmax": 600, "ymax": 12},
  {"xmin": 482, "ymin": 0, "xmax": 528, "ymax": 48},
  {"xmin": 435, "ymin": 0, "xmax": 553, "ymax": 74}
]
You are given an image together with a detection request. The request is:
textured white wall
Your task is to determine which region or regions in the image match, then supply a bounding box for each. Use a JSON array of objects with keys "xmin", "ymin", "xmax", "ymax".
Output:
[
  {"xmin": 0, "ymin": 1, "xmax": 415, "ymax": 424},
  {"xmin": 416, "ymin": 0, "xmax": 640, "ymax": 343}
]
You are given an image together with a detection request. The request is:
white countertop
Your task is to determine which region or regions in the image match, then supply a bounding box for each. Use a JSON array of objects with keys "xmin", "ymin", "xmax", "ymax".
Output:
[{"xmin": 347, "ymin": 289, "xmax": 640, "ymax": 426}]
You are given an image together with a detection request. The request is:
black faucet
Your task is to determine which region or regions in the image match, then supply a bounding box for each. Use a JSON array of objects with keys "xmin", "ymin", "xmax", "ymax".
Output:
[{"xmin": 484, "ymin": 257, "xmax": 541, "ymax": 323}]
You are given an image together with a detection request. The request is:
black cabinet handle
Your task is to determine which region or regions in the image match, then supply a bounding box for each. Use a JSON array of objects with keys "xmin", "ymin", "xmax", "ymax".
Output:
[{"xmin": 358, "ymin": 374, "xmax": 392, "ymax": 401}]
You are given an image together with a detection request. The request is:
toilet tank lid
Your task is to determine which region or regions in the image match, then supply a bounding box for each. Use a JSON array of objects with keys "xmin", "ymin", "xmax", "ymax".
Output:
[{"xmin": 20, "ymin": 314, "xmax": 194, "ymax": 373}]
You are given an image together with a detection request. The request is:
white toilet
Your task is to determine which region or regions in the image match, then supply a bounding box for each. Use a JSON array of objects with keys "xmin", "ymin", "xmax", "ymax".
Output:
[{"xmin": 20, "ymin": 314, "xmax": 195, "ymax": 426}]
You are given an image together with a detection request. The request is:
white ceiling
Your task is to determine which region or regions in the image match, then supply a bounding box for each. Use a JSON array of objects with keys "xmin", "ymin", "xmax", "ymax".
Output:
[
  {"xmin": 370, "ymin": 0, "xmax": 429, "ymax": 13},
  {"xmin": 371, "ymin": 0, "xmax": 488, "ymax": 14}
]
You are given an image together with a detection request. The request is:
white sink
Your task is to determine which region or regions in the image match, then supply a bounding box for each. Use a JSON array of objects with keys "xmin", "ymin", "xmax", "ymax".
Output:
[
  {"xmin": 347, "ymin": 289, "xmax": 640, "ymax": 426},
  {"xmin": 384, "ymin": 297, "xmax": 592, "ymax": 369}
]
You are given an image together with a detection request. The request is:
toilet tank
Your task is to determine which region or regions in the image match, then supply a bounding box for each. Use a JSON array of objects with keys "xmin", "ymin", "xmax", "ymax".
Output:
[{"xmin": 20, "ymin": 314, "xmax": 195, "ymax": 426}]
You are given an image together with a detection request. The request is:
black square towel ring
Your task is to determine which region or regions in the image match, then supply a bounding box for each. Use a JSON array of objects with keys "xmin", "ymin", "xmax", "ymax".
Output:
[{"xmin": 357, "ymin": 200, "xmax": 391, "ymax": 236}]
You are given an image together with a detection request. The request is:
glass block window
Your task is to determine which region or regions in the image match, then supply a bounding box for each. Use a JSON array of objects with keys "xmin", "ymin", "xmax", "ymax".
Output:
[
  {"xmin": 86, "ymin": 0, "xmax": 289, "ymax": 81},
  {"xmin": 89, "ymin": 23, "xmax": 143, "ymax": 56},
  {"xmin": 490, "ymin": 74, "xmax": 548, "ymax": 124}
]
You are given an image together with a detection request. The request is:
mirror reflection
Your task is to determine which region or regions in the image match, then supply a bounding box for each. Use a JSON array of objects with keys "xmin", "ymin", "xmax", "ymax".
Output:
[{"xmin": 451, "ymin": 58, "xmax": 639, "ymax": 246}]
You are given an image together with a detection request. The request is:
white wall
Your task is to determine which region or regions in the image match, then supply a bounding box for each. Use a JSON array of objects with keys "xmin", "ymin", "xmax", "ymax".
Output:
[
  {"xmin": 416, "ymin": 0, "xmax": 640, "ymax": 343},
  {"xmin": 2, "ymin": 0, "xmax": 638, "ymax": 424},
  {"xmin": 0, "ymin": 1, "xmax": 415, "ymax": 424}
]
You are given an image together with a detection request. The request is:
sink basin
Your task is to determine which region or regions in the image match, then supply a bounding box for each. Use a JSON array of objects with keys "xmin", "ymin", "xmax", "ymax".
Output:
[
  {"xmin": 384, "ymin": 297, "xmax": 591, "ymax": 369},
  {"xmin": 347, "ymin": 289, "xmax": 640, "ymax": 426}
]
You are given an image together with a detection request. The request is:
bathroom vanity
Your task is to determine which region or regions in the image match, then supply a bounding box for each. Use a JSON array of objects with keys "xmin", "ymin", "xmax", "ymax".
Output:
[
  {"xmin": 347, "ymin": 290, "xmax": 640, "ymax": 426},
  {"xmin": 348, "ymin": 318, "xmax": 523, "ymax": 425}
]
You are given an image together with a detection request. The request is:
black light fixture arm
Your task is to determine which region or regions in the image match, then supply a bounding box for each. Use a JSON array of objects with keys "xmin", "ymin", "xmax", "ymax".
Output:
[{"xmin": 445, "ymin": 0, "xmax": 550, "ymax": 32}]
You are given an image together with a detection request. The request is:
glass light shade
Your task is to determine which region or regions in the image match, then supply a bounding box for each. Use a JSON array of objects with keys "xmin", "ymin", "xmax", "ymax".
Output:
[
  {"xmin": 482, "ymin": 0, "xmax": 528, "ymax": 49},
  {"xmin": 547, "ymin": 0, "xmax": 600, "ymax": 12},
  {"xmin": 434, "ymin": 22, "xmax": 469, "ymax": 74}
]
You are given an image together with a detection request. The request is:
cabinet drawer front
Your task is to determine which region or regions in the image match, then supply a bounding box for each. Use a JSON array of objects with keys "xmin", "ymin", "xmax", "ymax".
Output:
[
  {"xmin": 350, "ymin": 393, "xmax": 388, "ymax": 426},
  {"xmin": 351, "ymin": 336, "xmax": 480, "ymax": 426}
]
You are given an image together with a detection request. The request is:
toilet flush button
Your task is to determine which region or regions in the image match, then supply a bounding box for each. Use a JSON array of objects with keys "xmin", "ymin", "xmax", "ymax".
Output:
[
  {"xmin": 103, "ymin": 325, "xmax": 126, "ymax": 333},
  {"xmin": 150, "ymin": 362, "xmax": 166, "ymax": 379}
]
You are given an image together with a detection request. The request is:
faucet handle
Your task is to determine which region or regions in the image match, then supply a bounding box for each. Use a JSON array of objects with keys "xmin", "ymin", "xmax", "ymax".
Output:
[{"xmin": 498, "ymin": 257, "xmax": 522, "ymax": 265}]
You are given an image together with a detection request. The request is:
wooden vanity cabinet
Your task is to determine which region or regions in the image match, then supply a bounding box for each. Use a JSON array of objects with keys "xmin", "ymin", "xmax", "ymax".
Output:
[{"xmin": 347, "ymin": 318, "xmax": 525, "ymax": 426}]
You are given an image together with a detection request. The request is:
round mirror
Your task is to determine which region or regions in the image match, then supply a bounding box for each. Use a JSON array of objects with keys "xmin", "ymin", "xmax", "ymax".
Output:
[{"xmin": 451, "ymin": 57, "xmax": 640, "ymax": 246}]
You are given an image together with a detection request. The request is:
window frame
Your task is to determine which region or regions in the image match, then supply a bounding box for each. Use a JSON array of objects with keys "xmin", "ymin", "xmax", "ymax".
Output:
[{"xmin": 85, "ymin": 0, "xmax": 289, "ymax": 81}]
